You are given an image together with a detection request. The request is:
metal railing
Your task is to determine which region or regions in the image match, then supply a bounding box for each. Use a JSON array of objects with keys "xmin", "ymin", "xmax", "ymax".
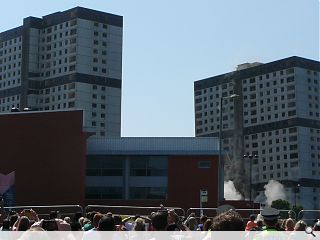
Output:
[
  {"xmin": 185, "ymin": 208, "xmax": 296, "ymax": 221},
  {"xmin": 298, "ymin": 210, "xmax": 320, "ymax": 225},
  {"xmin": 84, "ymin": 205, "xmax": 185, "ymax": 218}
]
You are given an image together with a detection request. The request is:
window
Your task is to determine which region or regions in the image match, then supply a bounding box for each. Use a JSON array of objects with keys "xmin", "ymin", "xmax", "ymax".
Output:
[
  {"xmin": 198, "ymin": 161, "xmax": 211, "ymax": 169},
  {"xmin": 130, "ymin": 156, "xmax": 168, "ymax": 176},
  {"xmin": 86, "ymin": 187, "xmax": 122, "ymax": 199},
  {"xmin": 130, "ymin": 187, "xmax": 167, "ymax": 199}
]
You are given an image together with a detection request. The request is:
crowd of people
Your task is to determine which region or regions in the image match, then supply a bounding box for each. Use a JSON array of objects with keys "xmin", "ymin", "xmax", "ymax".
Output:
[{"xmin": 0, "ymin": 204, "xmax": 319, "ymax": 235}]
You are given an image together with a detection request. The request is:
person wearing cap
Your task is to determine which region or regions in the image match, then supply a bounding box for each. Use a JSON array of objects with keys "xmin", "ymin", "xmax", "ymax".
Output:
[
  {"xmin": 252, "ymin": 208, "xmax": 286, "ymax": 240},
  {"xmin": 261, "ymin": 207, "xmax": 280, "ymax": 231}
]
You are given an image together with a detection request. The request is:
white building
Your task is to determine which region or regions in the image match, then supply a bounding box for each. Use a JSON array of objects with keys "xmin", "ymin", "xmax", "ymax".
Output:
[
  {"xmin": 194, "ymin": 56, "xmax": 320, "ymax": 209},
  {"xmin": 0, "ymin": 7, "xmax": 123, "ymax": 137}
]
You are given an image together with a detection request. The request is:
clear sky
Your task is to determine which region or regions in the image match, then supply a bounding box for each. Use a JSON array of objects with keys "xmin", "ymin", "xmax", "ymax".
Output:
[{"xmin": 1, "ymin": 0, "xmax": 319, "ymax": 137}]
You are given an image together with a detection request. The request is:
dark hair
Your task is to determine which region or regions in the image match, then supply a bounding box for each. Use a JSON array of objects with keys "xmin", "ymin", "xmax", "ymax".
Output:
[
  {"xmin": 204, "ymin": 219, "xmax": 213, "ymax": 231},
  {"xmin": 93, "ymin": 213, "xmax": 103, "ymax": 228},
  {"xmin": 249, "ymin": 214, "xmax": 256, "ymax": 221},
  {"xmin": 2, "ymin": 220, "xmax": 10, "ymax": 230},
  {"xmin": 98, "ymin": 216, "xmax": 115, "ymax": 231},
  {"xmin": 18, "ymin": 216, "xmax": 30, "ymax": 231},
  {"xmin": 49, "ymin": 211, "xmax": 59, "ymax": 219},
  {"xmin": 200, "ymin": 215, "xmax": 208, "ymax": 223},
  {"xmin": 9, "ymin": 215, "xmax": 19, "ymax": 227},
  {"xmin": 151, "ymin": 212, "xmax": 168, "ymax": 231},
  {"xmin": 73, "ymin": 212, "xmax": 83, "ymax": 223},
  {"xmin": 113, "ymin": 215, "xmax": 122, "ymax": 225},
  {"xmin": 210, "ymin": 211, "xmax": 244, "ymax": 231},
  {"xmin": 70, "ymin": 222, "xmax": 82, "ymax": 231},
  {"xmin": 88, "ymin": 211, "xmax": 97, "ymax": 223}
]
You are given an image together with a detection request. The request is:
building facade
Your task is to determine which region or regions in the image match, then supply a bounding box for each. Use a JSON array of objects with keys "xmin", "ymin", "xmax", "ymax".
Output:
[
  {"xmin": 0, "ymin": 7, "xmax": 123, "ymax": 137},
  {"xmin": 194, "ymin": 56, "xmax": 320, "ymax": 209},
  {"xmin": 86, "ymin": 137, "xmax": 220, "ymax": 209}
]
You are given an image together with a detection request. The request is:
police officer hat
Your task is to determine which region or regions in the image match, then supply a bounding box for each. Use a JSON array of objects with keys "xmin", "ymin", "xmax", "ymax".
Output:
[{"xmin": 261, "ymin": 207, "xmax": 280, "ymax": 220}]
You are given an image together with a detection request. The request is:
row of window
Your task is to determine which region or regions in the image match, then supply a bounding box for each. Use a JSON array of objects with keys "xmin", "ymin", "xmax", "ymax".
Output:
[
  {"xmin": 40, "ymin": 20, "xmax": 77, "ymax": 35},
  {"xmin": 41, "ymin": 29, "xmax": 77, "ymax": 43},
  {"xmin": 0, "ymin": 37, "xmax": 22, "ymax": 48},
  {"xmin": 243, "ymin": 69, "xmax": 295, "ymax": 85},
  {"xmin": 0, "ymin": 53, "xmax": 22, "ymax": 64},
  {"xmin": 0, "ymin": 95, "xmax": 20, "ymax": 103},
  {"xmin": 0, "ymin": 46, "xmax": 22, "ymax": 56}
]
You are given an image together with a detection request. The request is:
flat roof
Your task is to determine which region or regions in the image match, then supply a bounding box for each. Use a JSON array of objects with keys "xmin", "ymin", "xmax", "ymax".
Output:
[{"xmin": 87, "ymin": 137, "xmax": 219, "ymax": 156}]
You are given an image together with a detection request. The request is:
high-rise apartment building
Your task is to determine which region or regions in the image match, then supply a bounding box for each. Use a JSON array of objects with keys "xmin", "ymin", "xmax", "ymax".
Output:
[
  {"xmin": 0, "ymin": 7, "xmax": 123, "ymax": 137},
  {"xmin": 194, "ymin": 56, "xmax": 320, "ymax": 209}
]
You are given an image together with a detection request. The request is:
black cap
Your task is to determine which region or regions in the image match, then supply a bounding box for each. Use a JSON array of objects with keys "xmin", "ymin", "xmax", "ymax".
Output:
[{"xmin": 261, "ymin": 207, "xmax": 280, "ymax": 220}]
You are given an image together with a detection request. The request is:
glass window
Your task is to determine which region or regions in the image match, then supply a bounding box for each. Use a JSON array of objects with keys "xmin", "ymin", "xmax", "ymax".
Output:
[
  {"xmin": 130, "ymin": 187, "xmax": 167, "ymax": 199},
  {"xmin": 130, "ymin": 156, "xmax": 168, "ymax": 176},
  {"xmin": 198, "ymin": 161, "xmax": 211, "ymax": 169}
]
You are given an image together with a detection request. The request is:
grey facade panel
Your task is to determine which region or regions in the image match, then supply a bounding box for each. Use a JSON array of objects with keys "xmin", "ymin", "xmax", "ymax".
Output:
[
  {"xmin": 26, "ymin": 73, "xmax": 122, "ymax": 90},
  {"xmin": 87, "ymin": 137, "xmax": 219, "ymax": 155}
]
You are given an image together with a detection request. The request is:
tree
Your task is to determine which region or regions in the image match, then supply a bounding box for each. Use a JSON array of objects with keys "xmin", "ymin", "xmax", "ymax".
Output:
[{"xmin": 271, "ymin": 199, "xmax": 291, "ymax": 210}]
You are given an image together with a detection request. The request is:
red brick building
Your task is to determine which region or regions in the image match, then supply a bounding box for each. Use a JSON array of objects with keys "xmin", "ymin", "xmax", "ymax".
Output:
[
  {"xmin": 0, "ymin": 110, "xmax": 87, "ymax": 206},
  {"xmin": 0, "ymin": 110, "xmax": 220, "ymax": 210}
]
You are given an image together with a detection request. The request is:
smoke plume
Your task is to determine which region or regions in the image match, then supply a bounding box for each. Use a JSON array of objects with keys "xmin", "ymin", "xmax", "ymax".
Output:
[
  {"xmin": 264, "ymin": 180, "xmax": 286, "ymax": 205},
  {"xmin": 224, "ymin": 180, "xmax": 243, "ymax": 200},
  {"xmin": 254, "ymin": 180, "xmax": 287, "ymax": 206}
]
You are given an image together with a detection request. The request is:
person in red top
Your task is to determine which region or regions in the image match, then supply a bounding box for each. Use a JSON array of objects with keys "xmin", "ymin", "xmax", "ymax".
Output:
[{"xmin": 245, "ymin": 214, "xmax": 258, "ymax": 231}]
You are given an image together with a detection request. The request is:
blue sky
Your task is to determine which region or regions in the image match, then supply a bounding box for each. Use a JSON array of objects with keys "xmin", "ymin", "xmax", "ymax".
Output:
[{"xmin": 1, "ymin": 0, "xmax": 319, "ymax": 137}]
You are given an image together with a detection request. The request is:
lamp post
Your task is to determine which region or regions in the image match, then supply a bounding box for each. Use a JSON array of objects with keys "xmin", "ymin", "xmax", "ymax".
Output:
[
  {"xmin": 243, "ymin": 154, "xmax": 258, "ymax": 203},
  {"xmin": 295, "ymin": 183, "xmax": 300, "ymax": 207},
  {"xmin": 218, "ymin": 94, "xmax": 239, "ymax": 206}
]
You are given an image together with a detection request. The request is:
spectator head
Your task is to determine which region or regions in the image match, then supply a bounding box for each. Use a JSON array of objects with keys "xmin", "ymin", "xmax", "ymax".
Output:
[
  {"xmin": 64, "ymin": 217, "xmax": 71, "ymax": 224},
  {"xmin": 8, "ymin": 210, "xmax": 17, "ymax": 216},
  {"xmin": 88, "ymin": 211, "xmax": 97, "ymax": 223},
  {"xmin": 313, "ymin": 221, "xmax": 320, "ymax": 231},
  {"xmin": 49, "ymin": 211, "xmax": 59, "ymax": 220},
  {"xmin": 187, "ymin": 217, "xmax": 198, "ymax": 230},
  {"xmin": 18, "ymin": 216, "xmax": 30, "ymax": 231},
  {"xmin": 134, "ymin": 218, "xmax": 145, "ymax": 231},
  {"xmin": 73, "ymin": 212, "xmax": 83, "ymax": 223},
  {"xmin": 78, "ymin": 217, "xmax": 85, "ymax": 227},
  {"xmin": 93, "ymin": 213, "xmax": 104, "ymax": 228},
  {"xmin": 294, "ymin": 220, "xmax": 307, "ymax": 231},
  {"xmin": 261, "ymin": 207, "xmax": 279, "ymax": 228},
  {"xmin": 70, "ymin": 222, "xmax": 82, "ymax": 231},
  {"xmin": 203, "ymin": 219, "xmax": 212, "ymax": 231},
  {"xmin": 210, "ymin": 210, "xmax": 244, "ymax": 231},
  {"xmin": 285, "ymin": 218, "xmax": 295, "ymax": 231},
  {"xmin": 200, "ymin": 215, "xmax": 208, "ymax": 224},
  {"xmin": 98, "ymin": 216, "xmax": 115, "ymax": 231},
  {"xmin": 113, "ymin": 215, "xmax": 122, "ymax": 225},
  {"xmin": 249, "ymin": 214, "xmax": 256, "ymax": 221},
  {"xmin": 106, "ymin": 212, "xmax": 113, "ymax": 217},
  {"xmin": 151, "ymin": 212, "xmax": 168, "ymax": 231},
  {"xmin": 83, "ymin": 218, "xmax": 91, "ymax": 226},
  {"xmin": 9, "ymin": 214, "xmax": 19, "ymax": 228}
]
